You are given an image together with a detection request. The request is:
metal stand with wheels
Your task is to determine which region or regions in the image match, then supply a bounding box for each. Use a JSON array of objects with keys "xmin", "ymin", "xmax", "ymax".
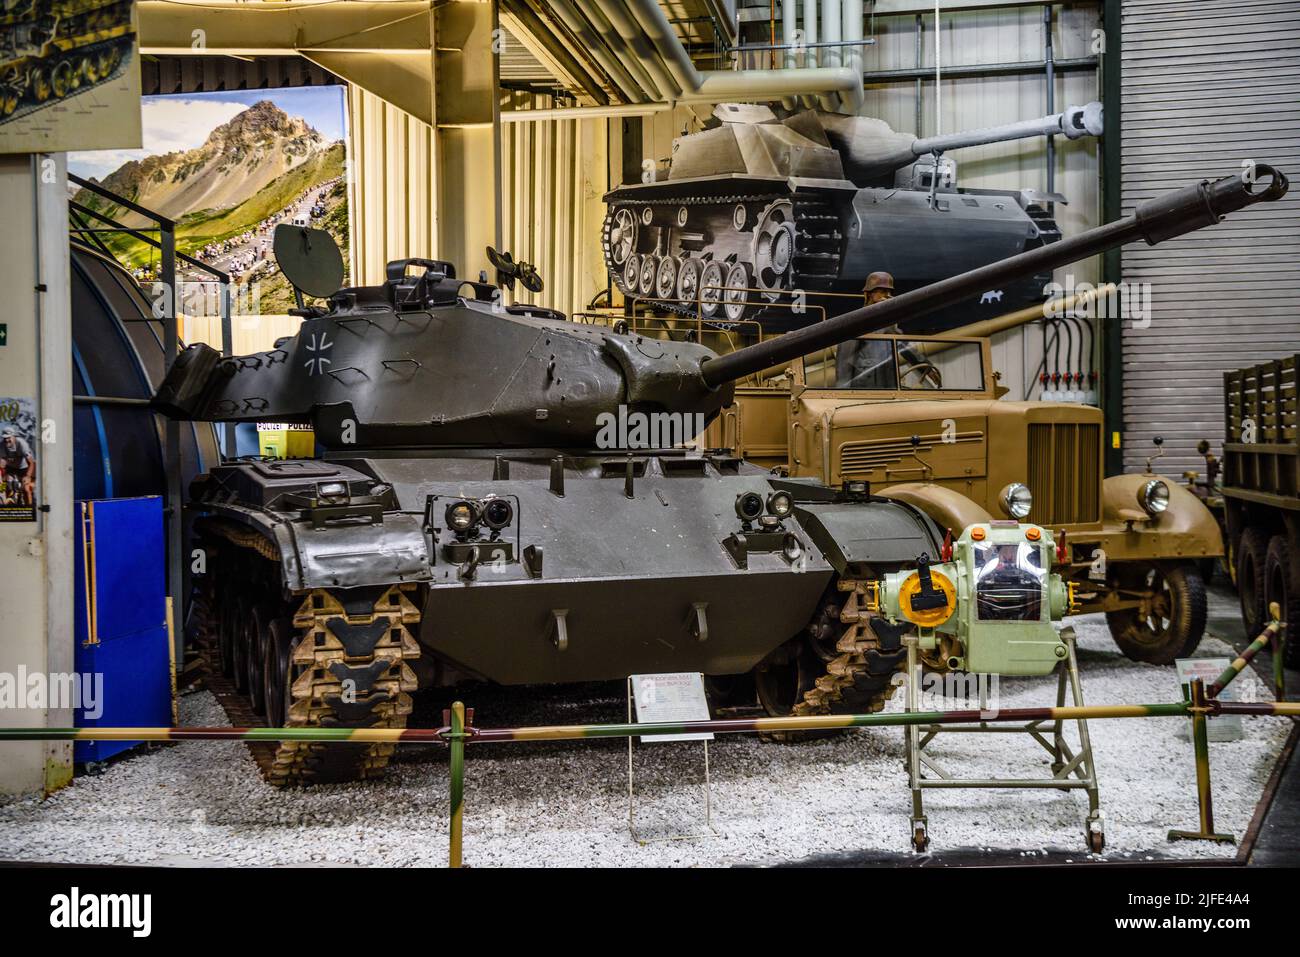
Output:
[{"xmin": 903, "ymin": 627, "xmax": 1104, "ymax": 853}]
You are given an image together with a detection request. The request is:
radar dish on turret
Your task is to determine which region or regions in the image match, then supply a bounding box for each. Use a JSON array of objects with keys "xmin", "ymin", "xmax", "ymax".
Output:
[{"xmin": 273, "ymin": 224, "xmax": 344, "ymax": 300}]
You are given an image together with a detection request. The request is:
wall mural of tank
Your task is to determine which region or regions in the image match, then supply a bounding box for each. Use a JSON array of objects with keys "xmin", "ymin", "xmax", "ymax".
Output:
[
  {"xmin": 602, "ymin": 101, "xmax": 1104, "ymax": 331},
  {"xmin": 0, "ymin": 0, "xmax": 134, "ymax": 123}
]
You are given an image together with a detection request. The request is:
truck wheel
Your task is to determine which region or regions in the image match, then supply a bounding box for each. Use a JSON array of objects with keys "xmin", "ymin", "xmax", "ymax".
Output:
[
  {"xmin": 1105, "ymin": 563, "xmax": 1207, "ymax": 665},
  {"xmin": 1263, "ymin": 536, "xmax": 1300, "ymax": 669},
  {"xmin": 1236, "ymin": 527, "xmax": 1270, "ymax": 639}
]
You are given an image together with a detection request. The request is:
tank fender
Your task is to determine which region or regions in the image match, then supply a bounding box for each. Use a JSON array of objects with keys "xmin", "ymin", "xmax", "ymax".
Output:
[
  {"xmin": 875, "ymin": 482, "xmax": 993, "ymax": 536},
  {"xmin": 204, "ymin": 508, "xmax": 432, "ymax": 591},
  {"xmin": 1102, "ymin": 473, "xmax": 1224, "ymax": 556},
  {"xmin": 792, "ymin": 498, "xmax": 943, "ymax": 576}
]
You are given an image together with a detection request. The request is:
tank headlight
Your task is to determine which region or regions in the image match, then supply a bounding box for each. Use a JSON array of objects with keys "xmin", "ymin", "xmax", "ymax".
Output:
[
  {"xmin": 1139, "ymin": 479, "xmax": 1170, "ymax": 515},
  {"xmin": 767, "ymin": 490, "xmax": 793, "ymax": 517},
  {"xmin": 735, "ymin": 491, "xmax": 765, "ymax": 524},
  {"xmin": 445, "ymin": 500, "xmax": 479, "ymax": 532},
  {"xmin": 999, "ymin": 482, "xmax": 1033, "ymax": 519},
  {"xmin": 317, "ymin": 481, "xmax": 349, "ymax": 504},
  {"xmin": 480, "ymin": 496, "xmax": 514, "ymax": 531}
]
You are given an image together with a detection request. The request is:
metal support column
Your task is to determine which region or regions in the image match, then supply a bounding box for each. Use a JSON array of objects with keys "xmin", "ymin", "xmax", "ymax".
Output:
[{"xmin": 1100, "ymin": 0, "xmax": 1124, "ymax": 475}]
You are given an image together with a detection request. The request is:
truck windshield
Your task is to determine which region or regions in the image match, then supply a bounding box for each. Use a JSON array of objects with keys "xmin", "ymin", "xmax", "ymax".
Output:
[{"xmin": 813, "ymin": 339, "xmax": 986, "ymax": 391}]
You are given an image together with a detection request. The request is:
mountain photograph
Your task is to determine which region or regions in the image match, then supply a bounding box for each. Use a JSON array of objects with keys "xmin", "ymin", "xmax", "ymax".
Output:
[{"xmin": 69, "ymin": 87, "xmax": 349, "ymax": 315}]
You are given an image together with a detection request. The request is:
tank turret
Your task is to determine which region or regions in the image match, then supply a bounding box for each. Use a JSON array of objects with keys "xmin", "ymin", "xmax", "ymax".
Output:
[
  {"xmin": 157, "ymin": 166, "xmax": 1288, "ymax": 451},
  {"xmin": 602, "ymin": 101, "xmax": 1107, "ymax": 328}
]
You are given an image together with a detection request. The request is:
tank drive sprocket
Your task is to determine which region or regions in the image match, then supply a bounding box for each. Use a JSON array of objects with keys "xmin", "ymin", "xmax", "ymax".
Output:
[{"xmin": 793, "ymin": 577, "xmax": 906, "ymax": 717}]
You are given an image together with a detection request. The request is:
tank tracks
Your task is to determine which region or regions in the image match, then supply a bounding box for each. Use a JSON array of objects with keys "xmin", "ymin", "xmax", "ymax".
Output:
[
  {"xmin": 602, "ymin": 190, "xmax": 843, "ymax": 323},
  {"xmin": 197, "ymin": 523, "xmax": 421, "ymax": 786},
  {"xmin": 793, "ymin": 578, "xmax": 906, "ymax": 717}
]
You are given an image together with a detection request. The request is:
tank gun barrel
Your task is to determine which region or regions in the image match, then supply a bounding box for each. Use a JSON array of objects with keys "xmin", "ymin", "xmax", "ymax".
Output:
[
  {"xmin": 699, "ymin": 165, "xmax": 1289, "ymax": 388},
  {"xmin": 911, "ymin": 102, "xmax": 1104, "ymax": 156}
]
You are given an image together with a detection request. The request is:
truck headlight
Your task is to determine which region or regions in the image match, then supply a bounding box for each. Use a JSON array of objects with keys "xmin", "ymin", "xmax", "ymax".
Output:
[
  {"xmin": 999, "ymin": 482, "xmax": 1033, "ymax": 519},
  {"xmin": 1139, "ymin": 479, "xmax": 1170, "ymax": 515}
]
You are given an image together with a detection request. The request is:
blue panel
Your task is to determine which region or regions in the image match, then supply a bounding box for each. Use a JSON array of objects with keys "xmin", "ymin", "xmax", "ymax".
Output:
[{"xmin": 74, "ymin": 497, "xmax": 172, "ymax": 763}]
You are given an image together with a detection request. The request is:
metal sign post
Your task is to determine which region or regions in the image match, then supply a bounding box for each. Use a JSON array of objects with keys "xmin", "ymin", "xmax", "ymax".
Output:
[{"xmin": 626, "ymin": 673, "xmax": 715, "ymax": 844}]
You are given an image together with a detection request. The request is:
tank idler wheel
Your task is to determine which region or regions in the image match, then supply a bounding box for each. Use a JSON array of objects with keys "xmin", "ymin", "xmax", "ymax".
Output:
[
  {"xmin": 1105, "ymin": 563, "xmax": 1206, "ymax": 665},
  {"xmin": 608, "ymin": 207, "xmax": 637, "ymax": 266}
]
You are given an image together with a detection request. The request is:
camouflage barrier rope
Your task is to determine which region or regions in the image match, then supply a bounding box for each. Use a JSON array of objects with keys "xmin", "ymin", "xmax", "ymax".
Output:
[
  {"xmin": 3, "ymin": 696, "xmax": 1297, "ymax": 865},
  {"xmin": 1206, "ymin": 607, "xmax": 1286, "ymax": 701}
]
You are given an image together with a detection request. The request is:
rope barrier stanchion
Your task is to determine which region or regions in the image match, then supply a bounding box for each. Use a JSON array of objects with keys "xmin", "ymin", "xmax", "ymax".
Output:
[
  {"xmin": 445, "ymin": 702, "xmax": 470, "ymax": 869},
  {"xmin": 1168, "ymin": 679, "xmax": 1236, "ymax": 845}
]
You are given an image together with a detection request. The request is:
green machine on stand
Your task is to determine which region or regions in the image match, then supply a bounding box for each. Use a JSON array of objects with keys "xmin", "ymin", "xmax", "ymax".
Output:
[{"xmin": 871, "ymin": 519, "xmax": 1100, "ymax": 852}]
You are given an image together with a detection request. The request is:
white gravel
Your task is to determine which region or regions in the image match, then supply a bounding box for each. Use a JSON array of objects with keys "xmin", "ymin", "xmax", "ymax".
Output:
[{"xmin": 0, "ymin": 615, "xmax": 1290, "ymax": 867}]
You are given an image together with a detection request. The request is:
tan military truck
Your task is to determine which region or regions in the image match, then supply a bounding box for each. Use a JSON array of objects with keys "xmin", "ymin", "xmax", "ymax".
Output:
[{"xmin": 696, "ymin": 305, "xmax": 1222, "ymax": 665}]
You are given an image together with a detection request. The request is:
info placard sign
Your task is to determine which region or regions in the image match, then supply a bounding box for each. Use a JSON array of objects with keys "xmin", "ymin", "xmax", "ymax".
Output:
[
  {"xmin": 629, "ymin": 672, "xmax": 713, "ymax": 744},
  {"xmin": 1175, "ymin": 657, "xmax": 1244, "ymax": 742}
]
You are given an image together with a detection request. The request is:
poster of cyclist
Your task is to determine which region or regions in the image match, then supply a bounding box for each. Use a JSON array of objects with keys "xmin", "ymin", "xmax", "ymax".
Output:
[{"xmin": 0, "ymin": 397, "xmax": 37, "ymax": 522}]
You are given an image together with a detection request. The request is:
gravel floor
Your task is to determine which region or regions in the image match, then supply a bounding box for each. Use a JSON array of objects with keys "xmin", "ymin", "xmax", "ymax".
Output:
[{"xmin": 0, "ymin": 615, "xmax": 1290, "ymax": 867}]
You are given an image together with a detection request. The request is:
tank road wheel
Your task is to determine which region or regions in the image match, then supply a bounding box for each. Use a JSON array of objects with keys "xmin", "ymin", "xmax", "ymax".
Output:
[
  {"xmin": 723, "ymin": 262, "xmax": 752, "ymax": 324},
  {"xmin": 1264, "ymin": 535, "xmax": 1300, "ymax": 669},
  {"xmin": 230, "ymin": 596, "xmax": 251, "ymax": 693},
  {"xmin": 267, "ymin": 584, "xmax": 422, "ymax": 786},
  {"xmin": 698, "ymin": 261, "xmax": 725, "ymax": 319},
  {"xmin": 51, "ymin": 59, "xmax": 73, "ymax": 99},
  {"xmin": 655, "ymin": 255, "xmax": 678, "ymax": 301},
  {"xmin": 262, "ymin": 615, "xmax": 297, "ymax": 729},
  {"xmin": 620, "ymin": 253, "xmax": 641, "ymax": 296},
  {"xmin": 1236, "ymin": 526, "xmax": 1270, "ymax": 639},
  {"xmin": 1105, "ymin": 563, "xmax": 1207, "ymax": 664},
  {"xmin": 752, "ymin": 199, "xmax": 796, "ymax": 296},
  {"xmin": 677, "ymin": 256, "xmax": 701, "ymax": 305},
  {"xmin": 607, "ymin": 207, "xmax": 637, "ymax": 267},
  {"xmin": 245, "ymin": 603, "xmax": 275, "ymax": 716},
  {"xmin": 637, "ymin": 255, "xmax": 658, "ymax": 297}
]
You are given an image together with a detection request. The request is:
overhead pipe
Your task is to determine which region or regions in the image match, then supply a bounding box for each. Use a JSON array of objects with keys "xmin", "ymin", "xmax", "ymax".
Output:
[
  {"xmin": 843, "ymin": 0, "xmax": 864, "ymax": 79},
  {"xmin": 823, "ymin": 0, "xmax": 842, "ymax": 68},
  {"xmin": 501, "ymin": 103, "xmax": 673, "ymax": 121},
  {"xmin": 548, "ymin": 0, "xmax": 649, "ymax": 104},
  {"xmin": 597, "ymin": 0, "xmax": 683, "ymax": 100},
  {"xmin": 572, "ymin": 0, "xmax": 671, "ymax": 102},
  {"xmin": 502, "ymin": 0, "xmax": 610, "ymax": 106},
  {"xmin": 616, "ymin": 0, "xmax": 864, "ymax": 113},
  {"xmin": 801, "ymin": 0, "xmax": 819, "ymax": 108}
]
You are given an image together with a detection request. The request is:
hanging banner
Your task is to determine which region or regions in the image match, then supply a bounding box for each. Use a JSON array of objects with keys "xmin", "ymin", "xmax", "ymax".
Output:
[
  {"xmin": 0, "ymin": 0, "xmax": 142, "ymax": 154},
  {"xmin": 0, "ymin": 397, "xmax": 38, "ymax": 522}
]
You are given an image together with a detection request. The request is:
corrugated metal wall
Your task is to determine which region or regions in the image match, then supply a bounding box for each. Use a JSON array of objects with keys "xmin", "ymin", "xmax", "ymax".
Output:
[
  {"xmin": 1119, "ymin": 0, "xmax": 1300, "ymax": 476},
  {"xmin": 347, "ymin": 86, "xmax": 439, "ymax": 285},
  {"xmin": 500, "ymin": 92, "xmax": 613, "ymax": 317}
]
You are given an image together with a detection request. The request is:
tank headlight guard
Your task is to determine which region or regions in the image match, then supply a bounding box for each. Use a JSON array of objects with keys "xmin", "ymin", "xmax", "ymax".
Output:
[
  {"xmin": 1139, "ymin": 479, "xmax": 1170, "ymax": 515},
  {"xmin": 999, "ymin": 482, "xmax": 1033, "ymax": 519}
]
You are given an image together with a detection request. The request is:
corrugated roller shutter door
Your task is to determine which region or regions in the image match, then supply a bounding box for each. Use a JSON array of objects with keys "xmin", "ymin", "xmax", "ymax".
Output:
[{"xmin": 1120, "ymin": 0, "xmax": 1300, "ymax": 476}]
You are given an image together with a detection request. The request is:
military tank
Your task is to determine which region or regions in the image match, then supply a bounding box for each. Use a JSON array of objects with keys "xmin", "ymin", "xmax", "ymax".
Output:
[
  {"xmin": 0, "ymin": 0, "xmax": 134, "ymax": 121},
  {"xmin": 152, "ymin": 165, "xmax": 1287, "ymax": 785},
  {"xmin": 602, "ymin": 101, "xmax": 1104, "ymax": 330}
]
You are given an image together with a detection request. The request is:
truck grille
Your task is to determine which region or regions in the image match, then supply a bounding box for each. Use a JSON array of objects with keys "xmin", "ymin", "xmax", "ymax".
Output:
[{"xmin": 1026, "ymin": 423, "xmax": 1100, "ymax": 525}]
